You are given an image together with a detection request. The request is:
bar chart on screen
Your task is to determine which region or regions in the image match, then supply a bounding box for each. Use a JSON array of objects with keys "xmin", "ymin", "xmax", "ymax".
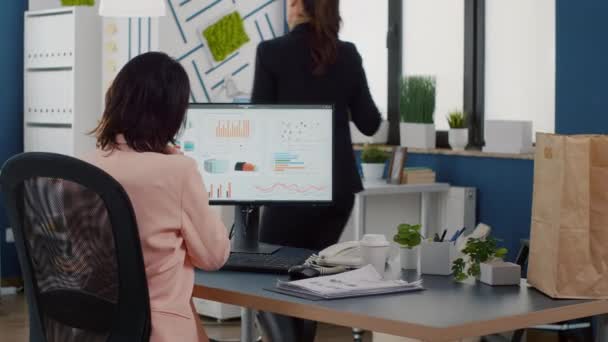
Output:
[
  {"xmin": 215, "ymin": 119, "xmax": 251, "ymax": 138},
  {"xmin": 208, "ymin": 182, "xmax": 233, "ymax": 199},
  {"xmin": 274, "ymin": 152, "xmax": 306, "ymax": 172}
]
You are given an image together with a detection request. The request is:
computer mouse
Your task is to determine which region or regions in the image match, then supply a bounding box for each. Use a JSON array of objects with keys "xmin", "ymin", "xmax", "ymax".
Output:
[{"xmin": 288, "ymin": 265, "xmax": 321, "ymax": 281}]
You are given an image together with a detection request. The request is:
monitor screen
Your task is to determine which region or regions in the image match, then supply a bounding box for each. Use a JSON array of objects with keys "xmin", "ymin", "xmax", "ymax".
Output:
[{"xmin": 179, "ymin": 104, "xmax": 334, "ymax": 205}]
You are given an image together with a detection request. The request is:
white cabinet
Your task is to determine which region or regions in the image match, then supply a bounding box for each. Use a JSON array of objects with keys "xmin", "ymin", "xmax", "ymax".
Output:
[{"xmin": 24, "ymin": 7, "xmax": 101, "ymax": 156}]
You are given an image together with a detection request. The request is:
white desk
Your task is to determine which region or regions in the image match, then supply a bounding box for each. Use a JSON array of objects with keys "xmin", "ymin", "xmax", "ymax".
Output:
[{"xmin": 353, "ymin": 182, "xmax": 451, "ymax": 239}]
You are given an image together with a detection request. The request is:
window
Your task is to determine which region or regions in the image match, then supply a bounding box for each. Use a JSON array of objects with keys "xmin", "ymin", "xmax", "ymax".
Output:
[
  {"xmin": 402, "ymin": 0, "xmax": 465, "ymax": 131},
  {"xmin": 340, "ymin": 1, "xmax": 389, "ymax": 118},
  {"xmin": 485, "ymin": 0, "xmax": 556, "ymax": 135},
  {"xmin": 340, "ymin": 0, "xmax": 487, "ymax": 146}
]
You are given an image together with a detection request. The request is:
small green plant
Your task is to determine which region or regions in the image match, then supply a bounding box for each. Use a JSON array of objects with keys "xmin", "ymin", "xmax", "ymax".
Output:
[
  {"xmin": 399, "ymin": 76, "xmax": 436, "ymax": 124},
  {"xmin": 361, "ymin": 145, "xmax": 389, "ymax": 164},
  {"xmin": 452, "ymin": 237, "xmax": 509, "ymax": 281},
  {"xmin": 393, "ymin": 224, "xmax": 423, "ymax": 249},
  {"xmin": 447, "ymin": 110, "xmax": 466, "ymax": 129}
]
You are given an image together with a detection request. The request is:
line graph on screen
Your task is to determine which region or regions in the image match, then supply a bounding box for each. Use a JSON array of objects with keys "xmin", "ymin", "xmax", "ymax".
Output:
[{"xmin": 254, "ymin": 183, "xmax": 327, "ymax": 194}]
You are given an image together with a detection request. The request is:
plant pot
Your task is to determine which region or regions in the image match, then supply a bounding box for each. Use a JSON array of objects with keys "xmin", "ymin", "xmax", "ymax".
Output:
[
  {"xmin": 448, "ymin": 128, "xmax": 469, "ymax": 151},
  {"xmin": 479, "ymin": 261, "xmax": 521, "ymax": 286},
  {"xmin": 400, "ymin": 246, "xmax": 419, "ymax": 270},
  {"xmin": 400, "ymin": 123, "xmax": 436, "ymax": 149},
  {"xmin": 361, "ymin": 163, "xmax": 385, "ymax": 182}
]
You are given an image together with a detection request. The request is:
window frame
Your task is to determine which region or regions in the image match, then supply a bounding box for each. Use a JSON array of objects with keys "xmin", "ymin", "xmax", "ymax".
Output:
[{"xmin": 386, "ymin": 0, "xmax": 485, "ymax": 148}]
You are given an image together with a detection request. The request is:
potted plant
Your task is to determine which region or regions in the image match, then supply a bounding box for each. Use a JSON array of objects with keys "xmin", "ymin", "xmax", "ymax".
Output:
[
  {"xmin": 399, "ymin": 76, "xmax": 436, "ymax": 149},
  {"xmin": 360, "ymin": 145, "xmax": 389, "ymax": 182},
  {"xmin": 394, "ymin": 224, "xmax": 423, "ymax": 270},
  {"xmin": 452, "ymin": 237, "xmax": 512, "ymax": 283},
  {"xmin": 447, "ymin": 110, "xmax": 468, "ymax": 151}
]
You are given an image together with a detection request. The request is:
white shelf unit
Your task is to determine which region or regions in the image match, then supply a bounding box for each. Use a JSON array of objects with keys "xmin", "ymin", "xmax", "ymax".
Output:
[{"xmin": 24, "ymin": 7, "xmax": 101, "ymax": 156}]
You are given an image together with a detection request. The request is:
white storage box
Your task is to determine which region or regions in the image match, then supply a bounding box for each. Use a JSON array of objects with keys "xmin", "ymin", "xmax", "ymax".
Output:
[{"xmin": 483, "ymin": 120, "xmax": 533, "ymax": 154}]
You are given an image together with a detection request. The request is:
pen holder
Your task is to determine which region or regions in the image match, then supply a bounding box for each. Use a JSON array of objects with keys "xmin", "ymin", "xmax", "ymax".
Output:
[{"xmin": 420, "ymin": 241, "xmax": 460, "ymax": 276}]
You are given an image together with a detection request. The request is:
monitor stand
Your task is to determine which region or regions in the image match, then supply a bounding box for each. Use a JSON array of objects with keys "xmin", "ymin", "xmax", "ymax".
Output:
[{"xmin": 231, "ymin": 205, "xmax": 281, "ymax": 255}]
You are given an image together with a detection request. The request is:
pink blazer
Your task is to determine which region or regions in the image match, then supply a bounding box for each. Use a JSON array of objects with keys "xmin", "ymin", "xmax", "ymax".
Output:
[{"xmin": 82, "ymin": 139, "xmax": 230, "ymax": 342}]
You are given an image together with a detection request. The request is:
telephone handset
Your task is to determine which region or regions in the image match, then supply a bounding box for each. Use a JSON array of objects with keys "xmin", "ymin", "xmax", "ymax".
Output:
[{"xmin": 317, "ymin": 241, "xmax": 363, "ymax": 268}]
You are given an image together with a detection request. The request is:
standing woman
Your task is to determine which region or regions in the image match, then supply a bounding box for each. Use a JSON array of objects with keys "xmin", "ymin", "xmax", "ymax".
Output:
[{"xmin": 252, "ymin": 0, "xmax": 381, "ymax": 340}]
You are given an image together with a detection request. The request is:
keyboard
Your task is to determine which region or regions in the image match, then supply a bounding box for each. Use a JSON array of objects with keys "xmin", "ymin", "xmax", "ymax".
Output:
[{"xmin": 222, "ymin": 248, "xmax": 314, "ymax": 274}]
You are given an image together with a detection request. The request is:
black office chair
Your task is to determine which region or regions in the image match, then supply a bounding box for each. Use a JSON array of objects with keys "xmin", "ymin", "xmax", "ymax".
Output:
[{"xmin": 0, "ymin": 153, "xmax": 151, "ymax": 342}]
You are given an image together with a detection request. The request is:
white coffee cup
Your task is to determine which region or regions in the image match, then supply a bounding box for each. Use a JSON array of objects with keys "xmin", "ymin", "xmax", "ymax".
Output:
[{"xmin": 360, "ymin": 234, "xmax": 390, "ymax": 276}]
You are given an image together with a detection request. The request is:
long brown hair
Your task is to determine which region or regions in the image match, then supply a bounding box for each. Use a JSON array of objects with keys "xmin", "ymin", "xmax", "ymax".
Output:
[
  {"xmin": 302, "ymin": 0, "xmax": 341, "ymax": 75},
  {"xmin": 92, "ymin": 52, "xmax": 190, "ymax": 153}
]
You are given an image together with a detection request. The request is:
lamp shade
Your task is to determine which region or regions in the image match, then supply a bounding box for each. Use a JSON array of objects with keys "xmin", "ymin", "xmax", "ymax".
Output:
[{"xmin": 99, "ymin": 0, "xmax": 166, "ymax": 17}]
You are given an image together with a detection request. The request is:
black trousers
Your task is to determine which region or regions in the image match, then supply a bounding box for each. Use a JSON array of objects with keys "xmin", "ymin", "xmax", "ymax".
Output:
[
  {"xmin": 259, "ymin": 195, "xmax": 355, "ymax": 250},
  {"xmin": 258, "ymin": 195, "xmax": 355, "ymax": 342}
]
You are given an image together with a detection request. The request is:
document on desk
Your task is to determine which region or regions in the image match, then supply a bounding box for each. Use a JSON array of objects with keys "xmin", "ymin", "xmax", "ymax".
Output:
[{"xmin": 275, "ymin": 265, "xmax": 424, "ymax": 300}]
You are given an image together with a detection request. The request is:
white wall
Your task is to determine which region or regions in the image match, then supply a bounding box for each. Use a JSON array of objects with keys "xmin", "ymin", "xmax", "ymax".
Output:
[
  {"xmin": 402, "ymin": 0, "xmax": 465, "ymax": 131},
  {"xmin": 485, "ymin": 0, "xmax": 556, "ymax": 135},
  {"xmin": 340, "ymin": 1, "xmax": 388, "ymax": 118}
]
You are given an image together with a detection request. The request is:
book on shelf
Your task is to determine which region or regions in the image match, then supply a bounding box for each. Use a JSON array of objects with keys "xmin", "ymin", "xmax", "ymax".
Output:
[{"xmin": 401, "ymin": 167, "xmax": 436, "ymax": 184}]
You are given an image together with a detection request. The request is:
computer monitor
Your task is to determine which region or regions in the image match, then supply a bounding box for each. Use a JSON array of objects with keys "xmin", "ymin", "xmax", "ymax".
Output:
[{"xmin": 180, "ymin": 104, "xmax": 334, "ymax": 254}]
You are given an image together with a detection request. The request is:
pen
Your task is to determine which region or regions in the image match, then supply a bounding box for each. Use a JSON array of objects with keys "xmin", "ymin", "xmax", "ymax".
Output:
[
  {"xmin": 451, "ymin": 227, "xmax": 466, "ymax": 242},
  {"xmin": 449, "ymin": 229, "xmax": 460, "ymax": 242},
  {"xmin": 439, "ymin": 229, "xmax": 447, "ymax": 242},
  {"xmin": 433, "ymin": 233, "xmax": 441, "ymax": 242}
]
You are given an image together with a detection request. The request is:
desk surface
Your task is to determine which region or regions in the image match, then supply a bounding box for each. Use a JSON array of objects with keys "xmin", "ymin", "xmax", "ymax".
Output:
[
  {"xmin": 194, "ymin": 270, "xmax": 608, "ymax": 342},
  {"xmin": 361, "ymin": 182, "xmax": 450, "ymax": 196}
]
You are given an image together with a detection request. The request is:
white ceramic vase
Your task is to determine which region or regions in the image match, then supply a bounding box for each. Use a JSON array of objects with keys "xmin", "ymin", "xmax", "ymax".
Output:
[
  {"xmin": 361, "ymin": 163, "xmax": 385, "ymax": 182},
  {"xmin": 449, "ymin": 128, "xmax": 469, "ymax": 151}
]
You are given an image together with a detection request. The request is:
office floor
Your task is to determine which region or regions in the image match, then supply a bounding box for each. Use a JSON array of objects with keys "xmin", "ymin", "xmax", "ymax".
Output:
[{"xmin": 0, "ymin": 294, "xmax": 371, "ymax": 342}]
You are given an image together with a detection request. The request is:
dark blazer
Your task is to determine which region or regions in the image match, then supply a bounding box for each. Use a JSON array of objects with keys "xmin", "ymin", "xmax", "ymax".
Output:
[{"xmin": 251, "ymin": 23, "xmax": 382, "ymax": 196}]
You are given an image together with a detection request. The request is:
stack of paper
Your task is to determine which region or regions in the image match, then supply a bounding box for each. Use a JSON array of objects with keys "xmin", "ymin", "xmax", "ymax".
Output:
[
  {"xmin": 402, "ymin": 167, "xmax": 436, "ymax": 184},
  {"xmin": 275, "ymin": 265, "xmax": 423, "ymax": 300}
]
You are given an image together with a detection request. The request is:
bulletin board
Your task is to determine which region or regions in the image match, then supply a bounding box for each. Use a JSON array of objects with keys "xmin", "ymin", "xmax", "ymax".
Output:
[{"xmin": 159, "ymin": 0, "xmax": 286, "ymax": 103}]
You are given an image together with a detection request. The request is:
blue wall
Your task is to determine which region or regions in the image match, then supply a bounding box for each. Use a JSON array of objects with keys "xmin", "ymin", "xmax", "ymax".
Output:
[
  {"xmin": 0, "ymin": 0, "xmax": 26, "ymax": 278},
  {"xmin": 555, "ymin": 0, "xmax": 608, "ymax": 134}
]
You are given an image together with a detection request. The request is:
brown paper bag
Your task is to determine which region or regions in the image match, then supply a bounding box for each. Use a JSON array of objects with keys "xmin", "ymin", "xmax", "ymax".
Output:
[{"xmin": 528, "ymin": 133, "xmax": 608, "ymax": 299}]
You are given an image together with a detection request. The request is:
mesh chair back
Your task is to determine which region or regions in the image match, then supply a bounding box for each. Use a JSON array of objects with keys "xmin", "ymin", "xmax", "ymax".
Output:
[{"xmin": 1, "ymin": 153, "xmax": 150, "ymax": 342}]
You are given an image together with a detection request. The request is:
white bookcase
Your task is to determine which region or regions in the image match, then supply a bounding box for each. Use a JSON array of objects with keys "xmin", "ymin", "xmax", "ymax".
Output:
[{"xmin": 24, "ymin": 7, "xmax": 101, "ymax": 156}]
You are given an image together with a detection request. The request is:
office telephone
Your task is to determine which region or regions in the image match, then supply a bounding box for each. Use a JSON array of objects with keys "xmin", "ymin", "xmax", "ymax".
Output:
[{"xmin": 314, "ymin": 241, "xmax": 363, "ymax": 268}]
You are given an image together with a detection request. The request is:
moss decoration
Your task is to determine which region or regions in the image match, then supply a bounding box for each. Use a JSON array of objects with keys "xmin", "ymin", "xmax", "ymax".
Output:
[
  {"xmin": 203, "ymin": 12, "xmax": 250, "ymax": 62},
  {"xmin": 61, "ymin": 0, "xmax": 95, "ymax": 6}
]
